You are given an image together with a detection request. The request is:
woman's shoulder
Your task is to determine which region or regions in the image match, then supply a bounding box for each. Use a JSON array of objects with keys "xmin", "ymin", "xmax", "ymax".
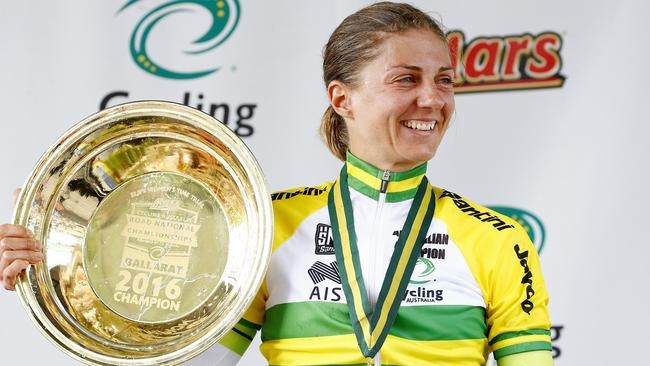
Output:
[
  {"xmin": 431, "ymin": 185, "xmax": 525, "ymax": 242},
  {"xmin": 430, "ymin": 185, "xmax": 538, "ymax": 275},
  {"xmin": 270, "ymin": 181, "xmax": 335, "ymax": 217},
  {"xmin": 270, "ymin": 181, "xmax": 334, "ymax": 203}
]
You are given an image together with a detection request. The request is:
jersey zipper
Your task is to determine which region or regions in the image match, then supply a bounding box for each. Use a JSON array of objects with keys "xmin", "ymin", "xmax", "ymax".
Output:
[
  {"xmin": 369, "ymin": 170, "xmax": 390, "ymax": 309},
  {"xmin": 369, "ymin": 170, "xmax": 390, "ymax": 366}
]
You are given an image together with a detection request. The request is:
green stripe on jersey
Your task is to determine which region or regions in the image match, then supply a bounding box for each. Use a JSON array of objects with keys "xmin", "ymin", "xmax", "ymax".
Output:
[
  {"xmin": 391, "ymin": 305, "xmax": 487, "ymax": 341},
  {"xmin": 385, "ymin": 188, "xmax": 419, "ymax": 203},
  {"xmin": 234, "ymin": 324, "xmax": 257, "ymax": 339},
  {"xmin": 219, "ymin": 329, "xmax": 253, "ymax": 356},
  {"xmin": 262, "ymin": 301, "xmax": 352, "ymax": 341},
  {"xmin": 489, "ymin": 329, "xmax": 550, "ymax": 345},
  {"xmin": 239, "ymin": 318, "xmax": 262, "ymax": 330},
  {"xmin": 262, "ymin": 302, "xmax": 487, "ymax": 342},
  {"xmin": 347, "ymin": 174, "xmax": 379, "ymax": 200},
  {"xmin": 493, "ymin": 341, "xmax": 553, "ymax": 359}
]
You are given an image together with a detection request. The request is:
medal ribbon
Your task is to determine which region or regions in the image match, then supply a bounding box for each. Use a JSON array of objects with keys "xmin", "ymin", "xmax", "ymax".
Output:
[{"xmin": 328, "ymin": 166, "xmax": 436, "ymax": 360}]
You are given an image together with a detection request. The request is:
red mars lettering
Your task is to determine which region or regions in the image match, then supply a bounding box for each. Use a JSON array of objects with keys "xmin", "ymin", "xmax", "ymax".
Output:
[{"xmin": 447, "ymin": 31, "xmax": 565, "ymax": 93}]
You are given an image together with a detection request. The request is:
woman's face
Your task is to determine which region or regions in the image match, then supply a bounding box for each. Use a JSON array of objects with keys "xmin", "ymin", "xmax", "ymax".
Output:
[{"xmin": 338, "ymin": 29, "xmax": 455, "ymax": 172}]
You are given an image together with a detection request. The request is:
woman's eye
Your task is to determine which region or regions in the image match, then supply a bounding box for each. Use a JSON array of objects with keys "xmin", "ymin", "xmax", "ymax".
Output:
[
  {"xmin": 396, "ymin": 76, "xmax": 416, "ymax": 83},
  {"xmin": 438, "ymin": 76, "xmax": 454, "ymax": 85}
]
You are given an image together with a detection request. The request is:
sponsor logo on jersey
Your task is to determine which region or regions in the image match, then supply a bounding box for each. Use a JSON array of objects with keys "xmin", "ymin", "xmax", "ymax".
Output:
[
  {"xmin": 440, "ymin": 191, "xmax": 515, "ymax": 231},
  {"xmin": 307, "ymin": 261, "xmax": 340, "ymax": 284},
  {"xmin": 308, "ymin": 261, "xmax": 342, "ymax": 301},
  {"xmin": 403, "ymin": 287, "xmax": 444, "ymax": 303},
  {"xmin": 314, "ymin": 224, "xmax": 335, "ymax": 255},
  {"xmin": 514, "ymin": 244, "xmax": 535, "ymax": 314},
  {"xmin": 488, "ymin": 206, "xmax": 546, "ymax": 253},
  {"xmin": 448, "ymin": 30, "xmax": 565, "ymax": 93},
  {"xmin": 409, "ymin": 257, "xmax": 436, "ymax": 285},
  {"xmin": 392, "ymin": 230, "xmax": 446, "ymax": 284},
  {"xmin": 271, "ymin": 186, "xmax": 328, "ymax": 201},
  {"xmin": 118, "ymin": 0, "xmax": 241, "ymax": 79}
]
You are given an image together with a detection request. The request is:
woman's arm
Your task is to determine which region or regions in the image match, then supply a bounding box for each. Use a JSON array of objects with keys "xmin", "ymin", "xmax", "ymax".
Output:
[{"xmin": 497, "ymin": 350, "xmax": 553, "ymax": 366}]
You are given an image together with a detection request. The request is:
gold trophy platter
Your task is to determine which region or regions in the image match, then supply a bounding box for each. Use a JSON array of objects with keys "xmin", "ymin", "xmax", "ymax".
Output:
[{"xmin": 13, "ymin": 101, "xmax": 273, "ymax": 365}]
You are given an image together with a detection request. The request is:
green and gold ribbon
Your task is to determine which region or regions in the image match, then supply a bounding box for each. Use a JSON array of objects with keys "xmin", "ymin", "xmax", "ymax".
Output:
[{"xmin": 328, "ymin": 166, "xmax": 436, "ymax": 361}]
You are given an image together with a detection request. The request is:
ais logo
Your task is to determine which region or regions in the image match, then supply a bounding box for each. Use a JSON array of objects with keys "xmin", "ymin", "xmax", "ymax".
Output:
[
  {"xmin": 488, "ymin": 206, "xmax": 546, "ymax": 253},
  {"xmin": 448, "ymin": 31, "xmax": 565, "ymax": 93},
  {"xmin": 119, "ymin": 0, "xmax": 241, "ymax": 79}
]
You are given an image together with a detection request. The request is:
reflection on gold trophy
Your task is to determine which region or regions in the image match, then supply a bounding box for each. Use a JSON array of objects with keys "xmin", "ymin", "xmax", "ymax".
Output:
[{"xmin": 13, "ymin": 101, "xmax": 273, "ymax": 365}]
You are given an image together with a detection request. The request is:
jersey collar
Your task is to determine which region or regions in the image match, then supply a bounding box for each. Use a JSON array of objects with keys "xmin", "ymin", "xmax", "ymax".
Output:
[{"xmin": 345, "ymin": 151, "xmax": 427, "ymax": 203}]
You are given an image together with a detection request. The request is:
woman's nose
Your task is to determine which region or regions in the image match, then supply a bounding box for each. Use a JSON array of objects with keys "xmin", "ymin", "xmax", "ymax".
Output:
[{"xmin": 417, "ymin": 83, "xmax": 445, "ymax": 109}]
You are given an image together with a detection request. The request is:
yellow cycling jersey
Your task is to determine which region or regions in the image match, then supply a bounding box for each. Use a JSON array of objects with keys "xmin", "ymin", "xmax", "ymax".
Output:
[{"xmin": 227, "ymin": 153, "xmax": 551, "ymax": 366}]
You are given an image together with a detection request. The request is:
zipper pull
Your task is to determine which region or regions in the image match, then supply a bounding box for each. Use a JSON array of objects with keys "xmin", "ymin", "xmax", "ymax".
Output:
[{"xmin": 380, "ymin": 170, "xmax": 390, "ymax": 194}]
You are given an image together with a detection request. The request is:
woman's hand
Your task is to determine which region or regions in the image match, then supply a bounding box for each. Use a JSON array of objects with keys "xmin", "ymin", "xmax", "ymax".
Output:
[
  {"xmin": 0, "ymin": 224, "xmax": 42, "ymax": 290},
  {"xmin": 0, "ymin": 188, "xmax": 43, "ymax": 290}
]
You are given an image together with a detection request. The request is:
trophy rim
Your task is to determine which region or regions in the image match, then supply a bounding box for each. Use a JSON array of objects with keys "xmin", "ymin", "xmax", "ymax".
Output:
[{"xmin": 13, "ymin": 100, "xmax": 273, "ymax": 365}]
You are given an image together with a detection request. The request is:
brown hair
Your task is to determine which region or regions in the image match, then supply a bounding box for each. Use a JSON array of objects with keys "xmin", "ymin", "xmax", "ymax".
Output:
[{"xmin": 320, "ymin": 2, "xmax": 448, "ymax": 160}]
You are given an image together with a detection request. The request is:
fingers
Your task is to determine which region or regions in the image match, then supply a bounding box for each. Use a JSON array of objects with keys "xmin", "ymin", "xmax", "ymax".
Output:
[
  {"xmin": 0, "ymin": 249, "xmax": 43, "ymax": 266},
  {"xmin": 0, "ymin": 237, "xmax": 41, "ymax": 252},
  {"xmin": 0, "ymin": 224, "xmax": 33, "ymax": 239},
  {"xmin": 0, "ymin": 224, "xmax": 41, "ymax": 292},
  {"xmin": 2, "ymin": 259, "xmax": 29, "ymax": 291}
]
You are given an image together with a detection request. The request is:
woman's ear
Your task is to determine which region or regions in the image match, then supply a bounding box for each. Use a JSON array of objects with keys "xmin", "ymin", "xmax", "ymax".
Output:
[{"xmin": 327, "ymin": 80, "xmax": 353, "ymax": 119}]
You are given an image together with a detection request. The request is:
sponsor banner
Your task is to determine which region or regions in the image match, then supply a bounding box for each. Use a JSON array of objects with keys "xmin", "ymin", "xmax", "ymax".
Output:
[{"xmin": 449, "ymin": 30, "xmax": 565, "ymax": 93}]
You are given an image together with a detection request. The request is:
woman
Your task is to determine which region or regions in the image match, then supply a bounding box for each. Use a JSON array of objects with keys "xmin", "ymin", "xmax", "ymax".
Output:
[{"xmin": 0, "ymin": 2, "xmax": 552, "ymax": 365}]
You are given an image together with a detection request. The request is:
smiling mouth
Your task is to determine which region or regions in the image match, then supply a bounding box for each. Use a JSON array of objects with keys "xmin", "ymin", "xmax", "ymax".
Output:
[{"xmin": 401, "ymin": 120, "xmax": 437, "ymax": 131}]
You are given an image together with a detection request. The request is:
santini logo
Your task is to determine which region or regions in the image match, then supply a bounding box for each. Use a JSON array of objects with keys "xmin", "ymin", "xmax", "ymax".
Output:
[
  {"xmin": 119, "ymin": 0, "xmax": 241, "ymax": 79},
  {"xmin": 489, "ymin": 206, "xmax": 546, "ymax": 254},
  {"xmin": 440, "ymin": 191, "xmax": 515, "ymax": 232}
]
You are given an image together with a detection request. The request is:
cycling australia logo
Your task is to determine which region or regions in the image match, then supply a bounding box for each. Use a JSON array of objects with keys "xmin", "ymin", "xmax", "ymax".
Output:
[
  {"xmin": 488, "ymin": 206, "xmax": 546, "ymax": 253},
  {"xmin": 118, "ymin": 0, "xmax": 241, "ymax": 79},
  {"xmin": 409, "ymin": 257, "xmax": 436, "ymax": 285}
]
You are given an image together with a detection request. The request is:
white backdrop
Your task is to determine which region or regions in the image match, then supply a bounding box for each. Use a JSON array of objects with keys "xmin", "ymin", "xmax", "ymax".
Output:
[{"xmin": 1, "ymin": 1, "xmax": 649, "ymax": 365}]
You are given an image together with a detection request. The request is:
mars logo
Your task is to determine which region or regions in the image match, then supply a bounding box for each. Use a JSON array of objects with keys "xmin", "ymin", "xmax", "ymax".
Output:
[
  {"xmin": 118, "ymin": 0, "xmax": 241, "ymax": 79},
  {"xmin": 488, "ymin": 206, "xmax": 546, "ymax": 253},
  {"xmin": 448, "ymin": 31, "xmax": 565, "ymax": 93}
]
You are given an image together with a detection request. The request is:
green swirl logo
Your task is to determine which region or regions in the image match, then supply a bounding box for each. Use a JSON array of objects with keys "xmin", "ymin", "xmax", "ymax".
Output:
[
  {"xmin": 119, "ymin": 0, "xmax": 241, "ymax": 79},
  {"xmin": 409, "ymin": 257, "xmax": 436, "ymax": 285},
  {"xmin": 488, "ymin": 206, "xmax": 546, "ymax": 253}
]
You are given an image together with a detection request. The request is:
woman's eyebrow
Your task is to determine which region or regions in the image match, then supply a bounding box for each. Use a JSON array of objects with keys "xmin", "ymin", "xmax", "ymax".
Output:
[
  {"xmin": 389, "ymin": 64, "xmax": 422, "ymax": 71},
  {"xmin": 389, "ymin": 65, "xmax": 454, "ymax": 72}
]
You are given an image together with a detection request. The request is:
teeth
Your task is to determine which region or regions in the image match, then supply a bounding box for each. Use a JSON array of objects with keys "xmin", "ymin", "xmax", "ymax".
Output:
[{"xmin": 403, "ymin": 120, "xmax": 436, "ymax": 131}]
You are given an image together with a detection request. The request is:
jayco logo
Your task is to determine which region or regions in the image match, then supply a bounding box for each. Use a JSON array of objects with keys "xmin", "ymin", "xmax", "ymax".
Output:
[
  {"xmin": 488, "ymin": 206, "xmax": 546, "ymax": 253},
  {"xmin": 514, "ymin": 244, "xmax": 535, "ymax": 314},
  {"xmin": 118, "ymin": 0, "xmax": 241, "ymax": 79}
]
